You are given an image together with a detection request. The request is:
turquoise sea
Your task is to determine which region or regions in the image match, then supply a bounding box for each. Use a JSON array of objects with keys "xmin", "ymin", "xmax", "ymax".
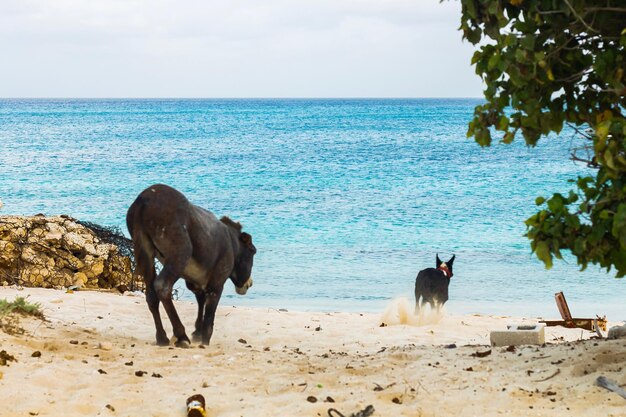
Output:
[{"xmin": 0, "ymin": 99, "xmax": 623, "ymax": 319}]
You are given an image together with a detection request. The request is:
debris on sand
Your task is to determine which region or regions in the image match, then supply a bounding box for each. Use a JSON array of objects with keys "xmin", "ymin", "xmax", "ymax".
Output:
[
  {"xmin": 0, "ymin": 350, "xmax": 16, "ymax": 366},
  {"xmin": 597, "ymin": 376, "xmax": 626, "ymax": 400},
  {"xmin": 328, "ymin": 405, "xmax": 375, "ymax": 417}
]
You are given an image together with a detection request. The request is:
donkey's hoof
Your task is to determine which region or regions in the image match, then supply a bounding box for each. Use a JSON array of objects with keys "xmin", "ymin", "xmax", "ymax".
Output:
[
  {"xmin": 156, "ymin": 335, "xmax": 170, "ymax": 346},
  {"xmin": 175, "ymin": 337, "xmax": 191, "ymax": 348},
  {"xmin": 191, "ymin": 331, "xmax": 202, "ymax": 343}
]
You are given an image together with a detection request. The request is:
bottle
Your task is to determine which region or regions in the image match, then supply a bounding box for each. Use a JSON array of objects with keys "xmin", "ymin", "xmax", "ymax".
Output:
[{"xmin": 186, "ymin": 394, "xmax": 206, "ymax": 417}]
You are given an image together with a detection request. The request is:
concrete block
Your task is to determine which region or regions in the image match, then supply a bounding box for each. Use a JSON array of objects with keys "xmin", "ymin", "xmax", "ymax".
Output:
[
  {"xmin": 490, "ymin": 324, "xmax": 545, "ymax": 347},
  {"xmin": 608, "ymin": 324, "xmax": 626, "ymax": 340}
]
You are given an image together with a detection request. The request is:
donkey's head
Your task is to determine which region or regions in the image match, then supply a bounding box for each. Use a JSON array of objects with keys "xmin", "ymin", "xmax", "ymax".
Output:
[
  {"xmin": 436, "ymin": 254, "xmax": 455, "ymax": 278},
  {"xmin": 233, "ymin": 232, "xmax": 256, "ymax": 294},
  {"xmin": 221, "ymin": 217, "xmax": 256, "ymax": 294}
]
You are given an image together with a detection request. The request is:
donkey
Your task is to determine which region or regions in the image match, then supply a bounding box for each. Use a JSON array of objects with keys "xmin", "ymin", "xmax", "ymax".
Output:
[
  {"xmin": 126, "ymin": 184, "xmax": 256, "ymax": 347},
  {"xmin": 414, "ymin": 254, "xmax": 455, "ymax": 314}
]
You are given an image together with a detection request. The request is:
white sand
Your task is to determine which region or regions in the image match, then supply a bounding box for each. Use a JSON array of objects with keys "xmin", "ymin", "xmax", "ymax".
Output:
[{"xmin": 0, "ymin": 287, "xmax": 624, "ymax": 417}]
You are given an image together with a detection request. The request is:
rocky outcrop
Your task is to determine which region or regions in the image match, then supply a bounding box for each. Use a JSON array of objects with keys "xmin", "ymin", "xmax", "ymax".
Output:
[{"xmin": 0, "ymin": 215, "xmax": 134, "ymax": 290}]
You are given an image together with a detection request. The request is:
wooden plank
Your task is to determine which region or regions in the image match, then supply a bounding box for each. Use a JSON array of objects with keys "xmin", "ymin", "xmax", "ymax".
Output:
[
  {"xmin": 539, "ymin": 318, "xmax": 607, "ymax": 332},
  {"xmin": 555, "ymin": 292, "xmax": 573, "ymax": 320}
]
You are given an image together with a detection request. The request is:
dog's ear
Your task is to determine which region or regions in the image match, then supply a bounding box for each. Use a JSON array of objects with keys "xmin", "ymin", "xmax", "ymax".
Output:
[
  {"xmin": 436, "ymin": 254, "xmax": 442, "ymax": 267},
  {"xmin": 448, "ymin": 255, "xmax": 455, "ymax": 267}
]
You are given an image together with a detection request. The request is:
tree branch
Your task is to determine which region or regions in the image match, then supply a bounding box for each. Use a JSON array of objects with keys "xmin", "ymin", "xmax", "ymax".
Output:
[
  {"xmin": 563, "ymin": 0, "xmax": 600, "ymax": 33},
  {"xmin": 570, "ymin": 152, "xmax": 598, "ymax": 168}
]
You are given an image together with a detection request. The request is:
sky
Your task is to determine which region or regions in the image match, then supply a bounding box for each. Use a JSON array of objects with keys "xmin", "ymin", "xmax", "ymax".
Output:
[{"xmin": 0, "ymin": 0, "xmax": 484, "ymax": 98}]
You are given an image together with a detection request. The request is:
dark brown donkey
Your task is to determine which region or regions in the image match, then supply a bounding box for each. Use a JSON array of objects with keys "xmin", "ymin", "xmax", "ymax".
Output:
[{"xmin": 126, "ymin": 184, "xmax": 256, "ymax": 347}]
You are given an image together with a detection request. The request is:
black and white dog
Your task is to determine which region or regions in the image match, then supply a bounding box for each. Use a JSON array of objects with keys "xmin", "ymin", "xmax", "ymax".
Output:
[{"xmin": 414, "ymin": 254, "xmax": 455, "ymax": 313}]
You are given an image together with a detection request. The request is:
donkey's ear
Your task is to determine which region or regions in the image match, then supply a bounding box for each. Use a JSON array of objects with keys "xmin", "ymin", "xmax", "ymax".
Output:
[
  {"xmin": 436, "ymin": 254, "xmax": 442, "ymax": 267},
  {"xmin": 240, "ymin": 232, "xmax": 252, "ymax": 247},
  {"xmin": 448, "ymin": 255, "xmax": 456, "ymax": 266}
]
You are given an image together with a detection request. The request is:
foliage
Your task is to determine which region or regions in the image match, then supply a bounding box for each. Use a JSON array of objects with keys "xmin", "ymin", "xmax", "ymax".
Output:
[
  {"xmin": 460, "ymin": 0, "xmax": 626, "ymax": 277},
  {"xmin": 0, "ymin": 297, "xmax": 43, "ymax": 319},
  {"xmin": 0, "ymin": 296, "xmax": 44, "ymax": 335}
]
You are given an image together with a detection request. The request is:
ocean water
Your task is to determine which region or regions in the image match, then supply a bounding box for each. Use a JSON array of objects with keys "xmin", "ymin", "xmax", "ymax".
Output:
[{"xmin": 0, "ymin": 99, "xmax": 623, "ymax": 319}]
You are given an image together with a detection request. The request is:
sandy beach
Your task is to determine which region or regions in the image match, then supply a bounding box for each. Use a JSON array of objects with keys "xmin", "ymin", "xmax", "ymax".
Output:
[{"xmin": 0, "ymin": 286, "xmax": 624, "ymax": 417}]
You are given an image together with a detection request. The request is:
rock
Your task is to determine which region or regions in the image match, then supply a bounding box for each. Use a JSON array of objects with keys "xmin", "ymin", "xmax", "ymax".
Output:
[
  {"xmin": 44, "ymin": 223, "xmax": 65, "ymax": 243},
  {"xmin": 73, "ymin": 272, "xmax": 88, "ymax": 287},
  {"xmin": 91, "ymin": 260, "xmax": 105, "ymax": 276},
  {"xmin": 0, "ymin": 215, "xmax": 134, "ymax": 290},
  {"xmin": 608, "ymin": 324, "xmax": 626, "ymax": 339}
]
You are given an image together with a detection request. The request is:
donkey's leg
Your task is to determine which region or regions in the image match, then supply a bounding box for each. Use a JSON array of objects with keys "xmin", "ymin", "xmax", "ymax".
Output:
[
  {"xmin": 146, "ymin": 280, "xmax": 170, "ymax": 346},
  {"xmin": 135, "ymin": 241, "xmax": 169, "ymax": 346},
  {"xmin": 186, "ymin": 282, "xmax": 206, "ymax": 342},
  {"xmin": 154, "ymin": 232, "xmax": 193, "ymax": 348},
  {"xmin": 200, "ymin": 286, "xmax": 224, "ymax": 346},
  {"xmin": 156, "ymin": 263, "xmax": 192, "ymax": 347}
]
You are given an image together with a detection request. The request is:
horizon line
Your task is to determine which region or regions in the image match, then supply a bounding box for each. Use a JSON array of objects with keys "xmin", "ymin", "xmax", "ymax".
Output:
[{"xmin": 0, "ymin": 96, "xmax": 484, "ymax": 100}]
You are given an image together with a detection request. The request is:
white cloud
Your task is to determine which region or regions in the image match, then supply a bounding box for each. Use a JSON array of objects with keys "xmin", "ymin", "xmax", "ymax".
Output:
[{"xmin": 0, "ymin": 0, "xmax": 483, "ymax": 97}]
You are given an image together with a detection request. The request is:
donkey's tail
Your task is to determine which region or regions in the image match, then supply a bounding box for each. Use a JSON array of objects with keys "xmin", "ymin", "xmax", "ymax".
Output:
[
  {"xmin": 126, "ymin": 195, "xmax": 144, "ymax": 240},
  {"xmin": 126, "ymin": 195, "xmax": 157, "ymax": 291}
]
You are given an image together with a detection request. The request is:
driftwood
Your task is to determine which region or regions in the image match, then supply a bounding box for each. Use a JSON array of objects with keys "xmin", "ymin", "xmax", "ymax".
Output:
[
  {"xmin": 539, "ymin": 292, "xmax": 607, "ymax": 332},
  {"xmin": 328, "ymin": 405, "xmax": 375, "ymax": 417},
  {"xmin": 533, "ymin": 369, "xmax": 561, "ymax": 382},
  {"xmin": 597, "ymin": 376, "xmax": 626, "ymax": 400}
]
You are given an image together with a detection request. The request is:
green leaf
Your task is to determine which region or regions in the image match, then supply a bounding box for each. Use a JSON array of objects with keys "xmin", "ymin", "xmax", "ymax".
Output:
[
  {"xmin": 475, "ymin": 128, "xmax": 492, "ymax": 147},
  {"xmin": 565, "ymin": 214, "xmax": 580, "ymax": 229},
  {"xmin": 497, "ymin": 116, "xmax": 509, "ymax": 131},
  {"xmin": 466, "ymin": 28, "xmax": 482, "ymax": 44},
  {"xmin": 567, "ymin": 191, "xmax": 578, "ymax": 204},
  {"xmin": 502, "ymin": 131, "xmax": 515, "ymax": 144},
  {"xmin": 535, "ymin": 240, "xmax": 553, "ymax": 269},
  {"xmin": 488, "ymin": 53, "xmax": 500, "ymax": 70},
  {"xmin": 520, "ymin": 35, "xmax": 535, "ymax": 50},
  {"xmin": 547, "ymin": 194, "xmax": 565, "ymax": 213},
  {"xmin": 596, "ymin": 121, "xmax": 611, "ymax": 141},
  {"xmin": 613, "ymin": 250, "xmax": 626, "ymax": 277},
  {"xmin": 612, "ymin": 204, "xmax": 626, "ymax": 247},
  {"xmin": 464, "ymin": 0, "xmax": 477, "ymax": 20},
  {"xmin": 471, "ymin": 51, "xmax": 482, "ymax": 65}
]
